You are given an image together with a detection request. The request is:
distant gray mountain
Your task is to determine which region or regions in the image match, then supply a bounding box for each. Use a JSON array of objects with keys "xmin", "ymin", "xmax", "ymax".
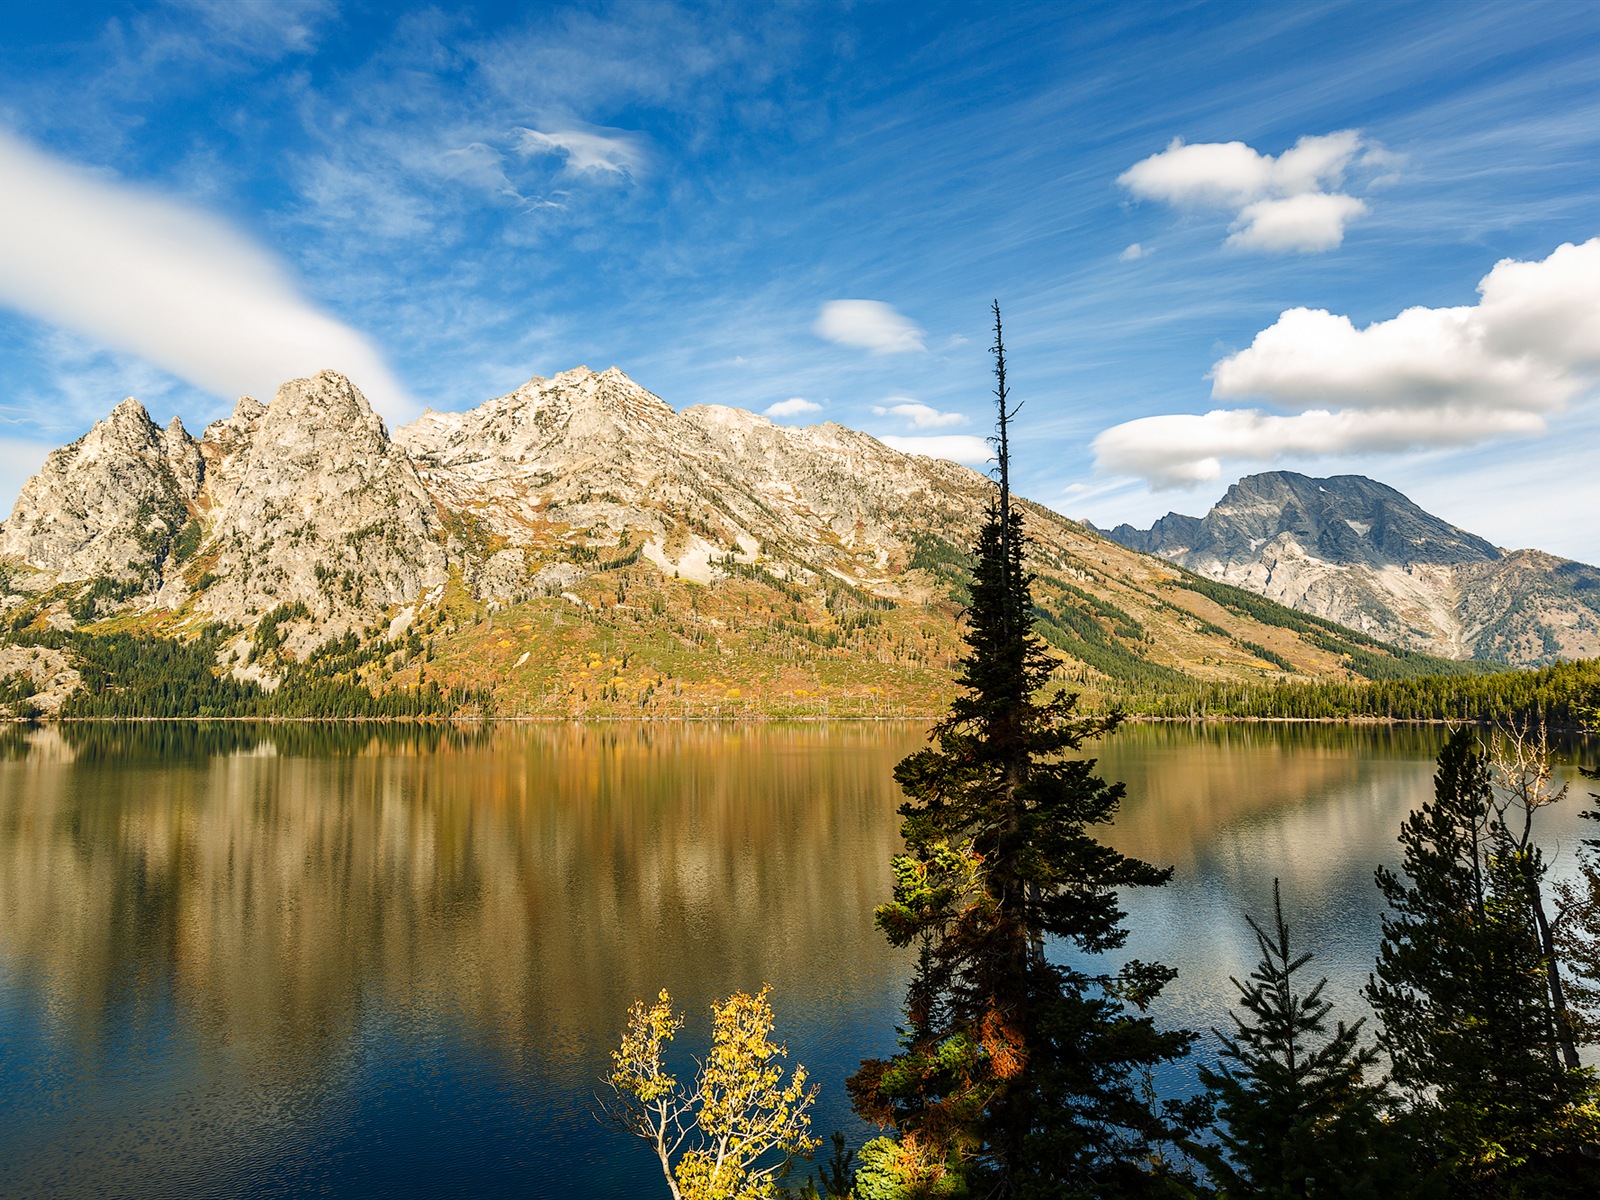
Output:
[{"xmin": 1098, "ymin": 472, "xmax": 1600, "ymax": 665}]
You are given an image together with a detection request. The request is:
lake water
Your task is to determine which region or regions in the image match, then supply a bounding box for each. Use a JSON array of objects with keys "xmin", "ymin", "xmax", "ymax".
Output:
[{"xmin": 0, "ymin": 721, "xmax": 1593, "ymax": 1198}]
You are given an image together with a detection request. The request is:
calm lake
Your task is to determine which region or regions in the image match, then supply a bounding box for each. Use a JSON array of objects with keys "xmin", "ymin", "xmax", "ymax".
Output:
[{"xmin": 0, "ymin": 721, "xmax": 1593, "ymax": 1198}]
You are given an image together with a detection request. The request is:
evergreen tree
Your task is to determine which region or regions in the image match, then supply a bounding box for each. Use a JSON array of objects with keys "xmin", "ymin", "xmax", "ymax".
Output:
[
  {"xmin": 848, "ymin": 303, "xmax": 1195, "ymax": 1199},
  {"xmin": 1197, "ymin": 880, "xmax": 1418, "ymax": 1200},
  {"xmin": 1366, "ymin": 728, "xmax": 1599, "ymax": 1194},
  {"xmin": 1555, "ymin": 700, "xmax": 1600, "ymax": 1050}
]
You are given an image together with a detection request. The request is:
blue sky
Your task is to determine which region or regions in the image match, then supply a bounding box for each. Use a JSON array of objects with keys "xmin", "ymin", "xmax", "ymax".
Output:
[{"xmin": 3, "ymin": 1, "xmax": 1600, "ymax": 558}]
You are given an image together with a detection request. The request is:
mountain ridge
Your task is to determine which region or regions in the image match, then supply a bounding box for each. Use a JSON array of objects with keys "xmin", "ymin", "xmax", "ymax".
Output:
[
  {"xmin": 1, "ymin": 372, "xmax": 1480, "ymax": 718},
  {"xmin": 1097, "ymin": 471, "xmax": 1600, "ymax": 665}
]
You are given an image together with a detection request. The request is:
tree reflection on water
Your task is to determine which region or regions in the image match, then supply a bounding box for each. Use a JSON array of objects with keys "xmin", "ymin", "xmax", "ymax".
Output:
[{"xmin": 0, "ymin": 721, "xmax": 1591, "ymax": 1197}]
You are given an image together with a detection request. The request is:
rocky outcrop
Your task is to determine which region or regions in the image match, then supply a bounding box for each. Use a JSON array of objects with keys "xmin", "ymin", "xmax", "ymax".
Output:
[
  {"xmin": 395, "ymin": 366, "xmax": 989, "ymax": 591},
  {"xmin": 198, "ymin": 372, "xmax": 447, "ymax": 622},
  {"xmin": 0, "ymin": 644, "xmax": 80, "ymax": 717},
  {"xmin": 0, "ymin": 372, "xmax": 448, "ymax": 634},
  {"xmin": 1100, "ymin": 472, "xmax": 1600, "ymax": 665},
  {"xmin": 0, "ymin": 398, "xmax": 200, "ymax": 587}
]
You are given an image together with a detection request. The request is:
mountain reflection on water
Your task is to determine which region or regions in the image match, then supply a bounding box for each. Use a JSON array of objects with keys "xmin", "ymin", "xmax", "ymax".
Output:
[{"xmin": 0, "ymin": 721, "xmax": 1592, "ymax": 1198}]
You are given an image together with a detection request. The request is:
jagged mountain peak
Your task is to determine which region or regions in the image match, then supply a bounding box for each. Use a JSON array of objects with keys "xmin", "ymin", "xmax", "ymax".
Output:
[
  {"xmin": 265, "ymin": 370, "xmax": 390, "ymax": 439},
  {"xmin": 404, "ymin": 365, "xmax": 676, "ymax": 449},
  {"xmin": 0, "ymin": 393, "xmax": 199, "ymax": 587},
  {"xmin": 197, "ymin": 370, "xmax": 445, "ymax": 625},
  {"xmin": 1099, "ymin": 471, "xmax": 1597, "ymax": 664},
  {"xmin": 1111, "ymin": 471, "xmax": 1501, "ymax": 569},
  {"xmin": 106, "ymin": 395, "xmax": 156, "ymax": 430}
]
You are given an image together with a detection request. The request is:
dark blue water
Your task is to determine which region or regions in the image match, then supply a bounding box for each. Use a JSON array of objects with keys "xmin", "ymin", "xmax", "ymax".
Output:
[{"xmin": 0, "ymin": 722, "xmax": 1591, "ymax": 1197}]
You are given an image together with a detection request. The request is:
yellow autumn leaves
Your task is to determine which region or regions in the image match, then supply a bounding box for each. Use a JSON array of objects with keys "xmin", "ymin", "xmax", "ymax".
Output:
[{"xmin": 604, "ymin": 986, "xmax": 818, "ymax": 1200}]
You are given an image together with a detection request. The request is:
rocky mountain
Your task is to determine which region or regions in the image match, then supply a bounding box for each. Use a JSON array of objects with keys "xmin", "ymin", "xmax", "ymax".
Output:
[
  {"xmin": 1099, "ymin": 471, "xmax": 1600, "ymax": 666},
  {"xmin": 1, "ymin": 371, "xmax": 1469, "ymax": 718},
  {"xmin": 0, "ymin": 397, "xmax": 201, "ymax": 591},
  {"xmin": 393, "ymin": 366, "xmax": 986, "ymax": 593},
  {"xmin": 197, "ymin": 372, "xmax": 447, "ymax": 629}
]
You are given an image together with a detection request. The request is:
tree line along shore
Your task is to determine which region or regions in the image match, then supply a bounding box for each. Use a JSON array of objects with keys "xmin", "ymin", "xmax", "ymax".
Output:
[{"xmin": 3, "ymin": 621, "xmax": 1598, "ymax": 728}]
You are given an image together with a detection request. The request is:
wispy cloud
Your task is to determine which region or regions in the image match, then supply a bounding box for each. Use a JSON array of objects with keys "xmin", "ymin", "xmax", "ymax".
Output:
[
  {"xmin": 0, "ymin": 327, "xmax": 207, "ymax": 436},
  {"xmin": 880, "ymin": 434, "xmax": 992, "ymax": 466},
  {"xmin": 1118, "ymin": 131, "xmax": 1379, "ymax": 253},
  {"xmin": 166, "ymin": 0, "xmax": 335, "ymax": 57},
  {"xmin": 516, "ymin": 125, "xmax": 646, "ymax": 178},
  {"xmin": 813, "ymin": 300, "xmax": 926, "ymax": 354},
  {"xmin": 872, "ymin": 399, "xmax": 968, "ymax": 428},
  {"xmin": 764, "ymin": 396, "xmax": 822, "ymax": 418},
  {"xmin": 1092, "ymin": 237, "xmax": 1600, "ymax": 485},
  {"xmin": 0, "ymin": 127, "xmax": 415, "ymax": 421},
  {"xmin": 438, "ymin": 142, "xmax": 526, "ymax": 201}
]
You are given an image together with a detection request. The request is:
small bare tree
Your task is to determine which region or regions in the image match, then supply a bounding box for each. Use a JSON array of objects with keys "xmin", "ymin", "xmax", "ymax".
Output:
[
  {"xmin": 1489, "ymin": 717, "xmax": 1581, "ymax": 1068},
  {"xmin": 601, "ymin": 986, "xmax": 819, "ymax": 1200}
]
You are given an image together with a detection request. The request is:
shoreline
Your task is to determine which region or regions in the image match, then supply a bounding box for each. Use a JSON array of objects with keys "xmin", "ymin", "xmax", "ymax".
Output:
[{"xmin": 5, "ymin": 713, "xmax": 1590, "ymax": 730}]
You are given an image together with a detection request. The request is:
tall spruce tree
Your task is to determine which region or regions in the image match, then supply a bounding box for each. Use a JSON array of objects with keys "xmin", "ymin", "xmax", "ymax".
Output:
[
  {"xmin": 1367, "ymin": 728, "xmax": 1599, "ymax": 1194},
  {"xmin": 1555, "ymin": 722, "xmax": 1600, "ymax": 1045},
  {"xmin": 1197, "ymin": 880, "xmax": 1419, "ymax": 1200},
  {"xmin": 848, "ymin": 303, "xmax": 1195, "ymax": 1200}
]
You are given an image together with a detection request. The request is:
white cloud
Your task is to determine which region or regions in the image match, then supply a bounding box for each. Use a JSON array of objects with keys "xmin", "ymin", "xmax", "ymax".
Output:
[
  {"xmin": 765, "ymin": 397, "xmax": 822, "ymax": 418},
  {"xmin": 871, "ymin": 400, "xmax": 968, "ymax": 429},
  {"xmin": 880, "ymin": 434, "xmax": 992, "ymax": 466},
  {"xmin": 1092, "ymin": 238, "xmax": 1600, "ymax": 486},
  {"xmin": 516, "ymin": 126, "xmax": 645, "ymax": 178},
  {"xmin": 813, "ymin": 300, "xmax": 926, "ymax": 354},
  {"xmin": 0, "ymin": 128, "xmax": 415, "ymax": 422},
  {"xmin": 1093, "ymin": 406, "xmax": 1545, "ymax": 487},
  {"xmin": 1118, "ymin": 131, "xmax": 1374, "ymax": 253},
  {"xmin": 1119, "ymin": 242, "xmax": 1147, "ymax": 261},
  {"xmin": 1225, "ymin": 193, "xmax": 1368, "ymax": 253}
]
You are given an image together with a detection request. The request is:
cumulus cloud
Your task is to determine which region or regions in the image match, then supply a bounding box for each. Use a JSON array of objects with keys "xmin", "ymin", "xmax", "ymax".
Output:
[
  {"xmin": 516, "ymin": 125, "xmax": 646, "ymax": 177},
  {"xmin": 0, "ymin": 127, "xmax": 415, "ymax": 422},
  {"xmin": 765, "ymin": 397, "xmax": 822, "ymax": 418},
  {"xmin": 813, "ymin": 300, "xmax": 926, "ymax": 354},
  {"xmin": 872, "ymin": 400, "xmax": 968, "ymax": 428},
  {"xmin": 1092, "ymin": 238, "xmax": 1600, "ymax": 486},
  {"xmin": 1119, "ymin": 242, "xmax": 1147, "ymax": 261},
  {"xmin": 880, "ymin": 434, "xmax": 993, "ymax": 466},
  {"xmin": 1118, "ymin": 131, "xmax": 1374, "ymax": 254},
  {"xmin": 1225, "ymin": 193, "xmax": 1368, "ymax": 253}
]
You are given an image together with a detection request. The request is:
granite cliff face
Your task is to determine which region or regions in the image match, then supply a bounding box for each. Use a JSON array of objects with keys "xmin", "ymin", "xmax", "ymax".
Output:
[
  {"xmin": 1100, "ymin": 472, "xmax": 1600, "ymax": 665},
  {"xmin": 1, "ymin": 371, "xmax": 1474, "ymax": 716},
  {"xmin": 2, "ymin": 372, "xmax": 446, "ymax": 633},
  {"xmin": 0, "ymin": 398, "xmax": 201, "ymax": 589},
  {"xmin": 394, "ymin": 365, "xmax": 985, "ymax": 593},
  {"xmin": 197, "ymin": 371, "xmax": 447, "ymax": 624}
]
